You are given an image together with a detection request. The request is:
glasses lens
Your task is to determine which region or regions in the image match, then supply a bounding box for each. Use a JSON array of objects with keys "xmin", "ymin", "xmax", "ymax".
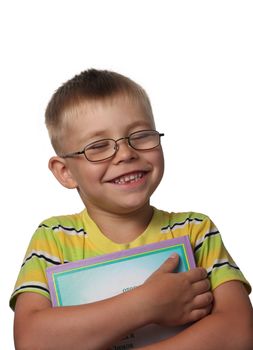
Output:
[
  {"xmin": 85, "ymin": 139, "xmax": 115, "ymax": 161},
  {"xmin": 129, "ymin": 130, "xmax": 160, "ymax": 150}
]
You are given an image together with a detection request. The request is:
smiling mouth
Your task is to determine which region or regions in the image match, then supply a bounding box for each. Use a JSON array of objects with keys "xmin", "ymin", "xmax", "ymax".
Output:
[{"xmin": 110, "ymin": 172, "xmax": 146, "ymax": 185}]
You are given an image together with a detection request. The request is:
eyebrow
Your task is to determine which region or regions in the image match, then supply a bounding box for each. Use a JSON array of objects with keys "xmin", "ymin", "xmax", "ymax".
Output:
[{"xmin": 77, "ymin": 121, "xmax": 155, "ymax": 145}]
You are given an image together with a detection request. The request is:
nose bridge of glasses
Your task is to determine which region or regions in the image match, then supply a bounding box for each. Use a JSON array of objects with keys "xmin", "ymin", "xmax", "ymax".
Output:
[{"xmin": 114, "ymin": 136, "xmax": 131, "ymax": 150}]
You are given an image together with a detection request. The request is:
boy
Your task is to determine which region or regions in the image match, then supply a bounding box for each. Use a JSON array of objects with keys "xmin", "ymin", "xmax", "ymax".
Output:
[{"xmin": 11, "ymin": 69, "xmax": 253, "ymax": 349}]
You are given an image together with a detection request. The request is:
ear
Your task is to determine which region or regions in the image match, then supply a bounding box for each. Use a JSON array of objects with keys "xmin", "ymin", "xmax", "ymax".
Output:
[{"xmin": 48, "ymin": 156, "xmax": 78, "ymax": 189}]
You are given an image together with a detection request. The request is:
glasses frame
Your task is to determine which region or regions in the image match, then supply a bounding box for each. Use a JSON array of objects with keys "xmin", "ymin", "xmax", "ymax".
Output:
[{"xmin": 60, "ymin": 129, "xmax": 164, "ymax": 162}]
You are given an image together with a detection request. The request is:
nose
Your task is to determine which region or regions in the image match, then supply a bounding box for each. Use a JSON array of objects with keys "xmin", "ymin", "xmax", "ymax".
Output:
[{"xmin": 113, "ymin": 137, "xmax": 138, "ymax": 163}]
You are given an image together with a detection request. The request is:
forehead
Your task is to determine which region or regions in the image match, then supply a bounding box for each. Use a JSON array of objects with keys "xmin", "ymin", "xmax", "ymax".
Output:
[{"xmin": 64, "ymin": 94, "xmax": 155, "ymax": 133}]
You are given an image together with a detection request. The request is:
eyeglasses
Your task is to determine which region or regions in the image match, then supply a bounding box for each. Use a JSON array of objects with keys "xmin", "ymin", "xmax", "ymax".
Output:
[{"xmin": 60, "ymin": 129, "xmax": 164, "ymax": 162}]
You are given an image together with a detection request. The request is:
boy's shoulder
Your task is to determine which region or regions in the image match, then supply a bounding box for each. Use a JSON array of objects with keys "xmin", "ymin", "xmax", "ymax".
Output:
[
  {"xmin": 36, "ymin": 210, "xmax": 87, "ymax": 236},
  {"xmin": 166, "ymin": 210, "xmax": 209, "ymax": 221},
  {"xmin": 159, "ymin": 209, "xmax": 210, "ymax": 226},
  {"xmin": 157, "ymin": 209, "xmax": 214, "ymax": 237}
]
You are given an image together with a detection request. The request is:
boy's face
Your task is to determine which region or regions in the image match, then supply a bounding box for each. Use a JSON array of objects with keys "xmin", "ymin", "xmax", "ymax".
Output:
[{"xmin": 59, "ymin": 95, "xmax": 164, "ymax": 215}]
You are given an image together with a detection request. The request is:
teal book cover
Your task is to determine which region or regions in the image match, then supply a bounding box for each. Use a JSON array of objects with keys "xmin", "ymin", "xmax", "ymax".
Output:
[{"xmin": 47, "ymin": 235, "xmax": 195, "ymax": 348}]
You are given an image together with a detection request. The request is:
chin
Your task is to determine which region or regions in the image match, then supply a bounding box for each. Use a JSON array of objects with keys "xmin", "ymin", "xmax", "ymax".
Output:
[{"xmin": 114, "ymin": 199, "xmax": 151, "ymax": 215}]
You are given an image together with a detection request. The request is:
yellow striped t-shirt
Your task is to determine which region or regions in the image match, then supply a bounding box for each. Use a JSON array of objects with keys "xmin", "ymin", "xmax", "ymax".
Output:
[{"xmin": 10, "ymin": 207, "xmax": 251, "ymax": 310}]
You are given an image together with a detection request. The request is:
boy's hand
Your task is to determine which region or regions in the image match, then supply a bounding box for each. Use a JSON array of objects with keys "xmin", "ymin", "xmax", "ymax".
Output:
[{"xmin": 142, "ymin": 253, "xmax": 213, "ymax": 327}]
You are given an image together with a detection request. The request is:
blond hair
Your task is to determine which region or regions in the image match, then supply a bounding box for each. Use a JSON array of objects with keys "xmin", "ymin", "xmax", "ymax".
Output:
[{"xmin": 45, "ymin": 69, "xmax": 153, "ymax": 153}]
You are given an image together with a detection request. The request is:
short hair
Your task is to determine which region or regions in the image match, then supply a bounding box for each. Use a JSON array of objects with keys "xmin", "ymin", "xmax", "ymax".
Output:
[{"xmin": 45, "ymin": 68, "xmax": 153, "ymax": 153}]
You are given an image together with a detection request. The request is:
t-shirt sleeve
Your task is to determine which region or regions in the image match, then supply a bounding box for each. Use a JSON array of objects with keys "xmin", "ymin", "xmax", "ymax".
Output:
[
  {"xmin": 191, "ymin": 215, "xmax": 251, "ymax": 294},
  {"xmin": 10, "ymin": 223, "xmax": 63, "ymax": 310}
]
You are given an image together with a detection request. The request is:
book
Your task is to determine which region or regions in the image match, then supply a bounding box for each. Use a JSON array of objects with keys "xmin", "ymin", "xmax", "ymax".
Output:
[{"xmin": 47, "ymin": 235, "xmax": 195, "ymax": 348}]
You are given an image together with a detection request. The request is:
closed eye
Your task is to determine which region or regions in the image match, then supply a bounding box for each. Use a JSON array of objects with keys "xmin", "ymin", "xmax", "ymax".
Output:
[
  {"xmin": 131, "ymin": 131, "xmax": 156, "ymax": 141},
  {"xmin": 86, "ymin": 140, "xmax": 112, "ymax": 151}
]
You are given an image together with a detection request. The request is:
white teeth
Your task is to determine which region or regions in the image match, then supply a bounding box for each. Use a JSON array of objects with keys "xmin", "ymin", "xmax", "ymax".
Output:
[{"xmin": 113, "ymin": 172, "xmax": 143, "ymax": 184}]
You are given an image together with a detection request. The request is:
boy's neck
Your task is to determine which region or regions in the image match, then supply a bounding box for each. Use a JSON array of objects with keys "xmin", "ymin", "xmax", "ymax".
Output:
[{"xmin": 86, "ymin": 204, "xmax": 154, "ymax": 244}]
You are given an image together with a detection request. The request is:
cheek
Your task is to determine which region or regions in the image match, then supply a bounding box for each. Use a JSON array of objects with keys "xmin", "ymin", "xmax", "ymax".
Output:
[
  {"xmin": 153, "ymin": 149, "xmax": 164, "ymax": 171},
  {"xmin": 153, "ymin": 151, "xmax": 165, "ymax": 183},
  {"xmin": 72, "ymin": 163, "xmax": 107, "ymax": 187}
]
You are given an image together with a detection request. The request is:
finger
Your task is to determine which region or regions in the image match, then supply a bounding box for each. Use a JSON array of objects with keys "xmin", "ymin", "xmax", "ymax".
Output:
[
  {"xmin": 189, "ymin": 300, "xmax": 213, "ymax": 322},
  {"xmin": 192, "ymin": 278, "xmax": 211, "ymax": 295},
  {"xmin": 193, "ymin": 291, "xmax": 213, "ymax": 310},
  {"xmin": 189, "ymin": 304, "xmax": 213, "ymax": 323},
  {"xmin": 184, "ymin": 267, "xmax": 208, "ymax": 283},
  {"xmin": 158, "ymin": 253, "xmax": 179, "ymax": 273}
]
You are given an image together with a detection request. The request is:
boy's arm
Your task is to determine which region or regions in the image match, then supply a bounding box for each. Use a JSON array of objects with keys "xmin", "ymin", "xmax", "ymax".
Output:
[
  {"xmin": 14, "ymin": 255, "xmax": 212, "ymax": 350},
  {"xmin": 14, "ymin": 290, "xmax": 146, "ymax": 350},
  {"xmin": 140, "ymin": 280, "xmax": 253, "ymax": 350}
]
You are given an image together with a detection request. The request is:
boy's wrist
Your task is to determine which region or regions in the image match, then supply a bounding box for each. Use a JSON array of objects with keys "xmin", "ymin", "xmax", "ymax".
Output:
[{"xmin": 127, "ymin": 284, "xmax": 155, "ymax": 326}]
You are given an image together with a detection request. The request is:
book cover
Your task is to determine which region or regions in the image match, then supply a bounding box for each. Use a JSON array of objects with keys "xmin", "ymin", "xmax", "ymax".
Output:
[{"xmin": 47, "ymin": 235, "xmax": 195, "ymax": 348}]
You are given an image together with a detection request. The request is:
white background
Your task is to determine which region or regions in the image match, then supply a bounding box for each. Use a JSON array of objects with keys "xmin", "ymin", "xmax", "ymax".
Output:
[{"xmin": 1, "ymin": 1, "xmax": 252, "ymax": 348}]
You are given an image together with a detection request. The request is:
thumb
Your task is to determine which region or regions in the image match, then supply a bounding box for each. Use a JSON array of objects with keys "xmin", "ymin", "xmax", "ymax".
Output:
[{"xmin": 159, "ymin": 253, "xmax": 179, "ymax": 273}]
